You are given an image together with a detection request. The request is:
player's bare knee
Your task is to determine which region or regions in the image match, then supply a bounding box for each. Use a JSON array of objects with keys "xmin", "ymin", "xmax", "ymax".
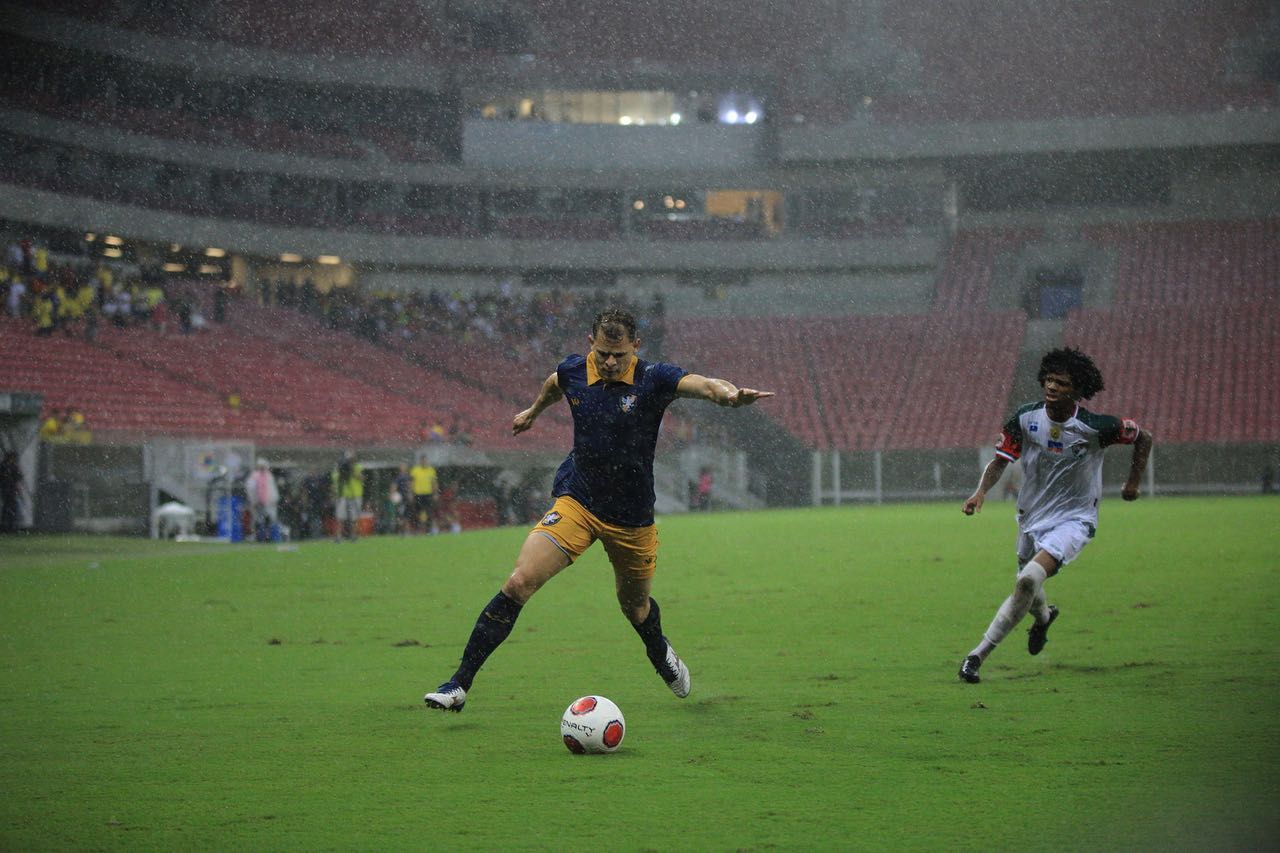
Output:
[{"xmin": 502, "ymin": 572, "xmax": 539, "ymax": 604}]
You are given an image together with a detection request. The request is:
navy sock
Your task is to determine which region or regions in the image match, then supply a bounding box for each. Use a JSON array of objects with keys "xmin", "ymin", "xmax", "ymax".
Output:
[
  {"xmin": 632, "ymin": 597, "xmax": 670, "ymax": 672},
  {"xmin": 452, "ymin": 591, "xmax": 523, "ymax": 691}
]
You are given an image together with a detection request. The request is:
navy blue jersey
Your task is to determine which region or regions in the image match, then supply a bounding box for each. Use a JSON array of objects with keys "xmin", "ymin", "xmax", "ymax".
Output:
[{"xmin": 551, "ymin": 353, "xmax": 687, "ymax": 527}]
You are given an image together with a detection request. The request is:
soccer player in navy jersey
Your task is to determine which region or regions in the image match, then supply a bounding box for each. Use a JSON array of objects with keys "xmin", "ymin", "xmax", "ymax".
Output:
[
  {"xmin": 425, "ymin": 308, "xmax": 773, "ymax": 712},
  {"xmin": 957, "ymin": 348, "xmax": 1153, "ymax": 683}
]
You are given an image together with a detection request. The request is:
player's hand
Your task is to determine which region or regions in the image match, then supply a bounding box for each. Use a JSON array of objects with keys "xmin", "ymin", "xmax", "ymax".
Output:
[
  {"xmin": 962, "ymin": 493, "xmax": 985, "ymax": 515},
  {"xmin": 512, "ymin": 408, "xmax": 537, "ymax": 435},
  {"xmin": 727, "ymin": 388, "xmax": 774, "ymax": 408},
  {"xmin": 1121, "ymin": 483, "xmax": 1140, "ymax": 501}
]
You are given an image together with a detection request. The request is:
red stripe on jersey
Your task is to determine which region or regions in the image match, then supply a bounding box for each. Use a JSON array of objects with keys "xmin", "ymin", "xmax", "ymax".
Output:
[{"xmin": 995, "ymin": 429, "xmax": 1021, "ymax": 460}]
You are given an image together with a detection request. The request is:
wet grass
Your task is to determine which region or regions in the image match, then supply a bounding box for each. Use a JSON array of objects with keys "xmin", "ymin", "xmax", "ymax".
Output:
[{"xmin": 0, "ymin": 496, "xmax": 1276, "ymax": 850}]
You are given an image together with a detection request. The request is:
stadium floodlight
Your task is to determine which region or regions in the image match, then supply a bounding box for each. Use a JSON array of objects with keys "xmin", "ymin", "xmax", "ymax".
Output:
[
  {"xmin": 103, "ymin": 247, "xmax": 123, "ymax": 258},
  {"xmin": 724, "ymin": 109, "xmax": 739, "ymax": 124},
  {"xmin": 317, "ymin": 255, "xmax": 341, "ymax": 265},
  {"xmin": 280, "ymin": 253, "xmax": 303, "ymax": 263},
  {"xmin": 103, "ymin": 235, "xmax": 124, "ymax": 246},
  {"xmin": 204, "ymin": 247, "xmax": 226, "ymax": 257},
  {"xmin": 619, "ymin": 115, "xmax": 633, "ymax": 125},
  {"xmin": 744, "ymin": 110, "xmax": 759, "ymax": 124},
  {"xmin": 669, "ymin": 112, "xmax": 682, "ymax": 125}
]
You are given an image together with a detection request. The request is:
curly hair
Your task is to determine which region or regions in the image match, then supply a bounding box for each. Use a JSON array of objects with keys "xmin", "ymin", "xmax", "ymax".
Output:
[
  {"xmin": 591, "ymin": 307, "xmax": 638, "ymax": 341},
  {"xmin": 1037, "ymin": 347, "xmax": 1105, "ymax": 400}
]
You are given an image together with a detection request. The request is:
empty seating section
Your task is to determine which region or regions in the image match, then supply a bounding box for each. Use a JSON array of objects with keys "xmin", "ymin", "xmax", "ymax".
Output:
[
  {"xmin": 1065, "ymin": 302, "xmax": 1279, "ymax": 444},
  {"xmin": 0, "ymin": 315, "xmax": 302, "ymax": 442},
  {"xmin": 668, "ymin": 317, "xmax": 826, "ymax": 447},
  {"xmin": 2, "ymin": 303, "xmax": 568, "ymax": 449},
  {"xmin": 877, "ymin": 1, "xmax": 1275, "ymax": 123},
  {"xmin": 1082, "ymin": 219, "xmax": 1280, "ymax": 305},
  {"xmin": 666, "ymin": 312, "xmax": 1023, "ymax": 452},
  {"xmin": 886, "ymin": 312, "xmax": 1025, "ymax": 450},
  {"xmin": 932, "ymin": 228, "xmax": 1042, "ymax": 311},
  {"xmin": 1065, "ymin": 218, "xmax": 1280, "ymax": 443},
  {"xmin": 224, "ymin": 304, "xmax": 571, "ymax": 450}
]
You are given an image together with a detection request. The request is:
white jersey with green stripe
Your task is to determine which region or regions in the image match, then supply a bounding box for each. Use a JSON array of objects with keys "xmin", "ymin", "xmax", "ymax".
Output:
[{"xmin": 994, "ymin": 402, "xmax": 1139, "ymax": 532}]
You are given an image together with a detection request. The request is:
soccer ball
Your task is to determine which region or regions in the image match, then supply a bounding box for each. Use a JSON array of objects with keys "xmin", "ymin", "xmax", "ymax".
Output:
[{"xmin": 560, "ymin": 695, "xmax": 625, "ymax": 754}]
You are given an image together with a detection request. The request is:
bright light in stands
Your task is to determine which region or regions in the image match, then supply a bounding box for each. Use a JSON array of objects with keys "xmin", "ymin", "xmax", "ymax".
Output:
[
  {"xmin": 744, "ymin": 111, "xmax": 759, "ymax": 124},
  {"xmin": 103, "ymin": 235, "xmax": 123, "ymax": 246},
  {"xmin": 84, "ymin": 232, "xmax": 96, "ymax": 242},
  {"xmin": 280, "ymin": 253, "xmax": 303, "ymax": 262},
  {"xmin": 103, "ymin": 247, "xmax": 123, "ymax": 258},
  {"xmin": 669, "ymin": 113, "xmax": 682, "ymax": 125},
  {"xmin": 317, "ymin": 255, "xmax": 341, "ymax": 265},
  {"xmin": 198, "ymin": 264, "xmax": 221, "ymax": 275},
  {"xmin": 724, "ymin": 109, "xmax": 740, "ymax": 124},
  {"xmin": 633, "ymin": 200, "xmax": 645, "ymax": 210},
  {"xmin": 204, "ymin": 247, "xmax": 226, "ymax": 257},
  {"xmin": 162, "ymin": 262, "xmax": 185, "ymax": 273},
  {"xmin": 619, "ymin": 116, "xmax": 633, "ymax": 125}
]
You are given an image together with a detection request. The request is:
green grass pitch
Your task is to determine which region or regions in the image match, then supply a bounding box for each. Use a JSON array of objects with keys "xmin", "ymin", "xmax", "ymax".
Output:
[{"xmin": 1, "ymin": 496, "xmax": 1276, "ymax": 850}]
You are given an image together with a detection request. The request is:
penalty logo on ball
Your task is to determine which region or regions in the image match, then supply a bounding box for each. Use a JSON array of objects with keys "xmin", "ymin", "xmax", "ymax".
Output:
[{"xmin": 560, "ymin": 695, "xmax": 625, "ymax": 754}]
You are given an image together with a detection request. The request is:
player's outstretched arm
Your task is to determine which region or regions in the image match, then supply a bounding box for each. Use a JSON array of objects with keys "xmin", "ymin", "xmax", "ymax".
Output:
[
  {"xmin": 962, "ymin": 456, "xmax": 1010, "ymax": 515},
  {"xmin": 513, "ymin": 372, "xmax": 563, "ymax": 435},
  {"xmin": 676, "ymin": 374, "xmax": 774, "ymax": 408},
  {"xmin": 1121, "ymin": 428, "xmax": 1154, "ymax": 500}
]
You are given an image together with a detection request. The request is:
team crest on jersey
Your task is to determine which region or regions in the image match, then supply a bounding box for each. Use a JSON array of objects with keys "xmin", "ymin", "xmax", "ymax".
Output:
[
  {"xmin": 620, "ymin": 394, "xmax": 638, "ymax": 413},
  {"xmin": 1049, "ymin": 425, "xmax": 1062, "ymax": 440},
  {"xmin": 540, "ymin": 511, "xmax": 562, "ymax": 526}
]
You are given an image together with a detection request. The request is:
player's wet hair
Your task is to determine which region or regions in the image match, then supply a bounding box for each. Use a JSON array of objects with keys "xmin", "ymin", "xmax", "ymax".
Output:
[
  {"xmin": 1037, "ymin": 347, "xmax": 1105, "ymax": 400},
  {"xmin": 592, "ymin": 308, "xmax": 637, "ymax": 342}
]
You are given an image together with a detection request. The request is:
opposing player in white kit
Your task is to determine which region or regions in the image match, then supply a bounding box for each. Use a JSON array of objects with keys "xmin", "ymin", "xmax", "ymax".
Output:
[{"xmin": 958, "ymin": 348, "xmax": 1153, "ymax": 683}]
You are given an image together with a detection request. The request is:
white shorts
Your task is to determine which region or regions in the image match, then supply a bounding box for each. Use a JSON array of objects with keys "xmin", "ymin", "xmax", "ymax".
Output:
[
  {"xmin": 335, "ymin": 497, "xmax": 361, "ymax": 522},
  {"xmin": 1016, "ymin": 519, "xmax": 1095, "ymax": 568}
]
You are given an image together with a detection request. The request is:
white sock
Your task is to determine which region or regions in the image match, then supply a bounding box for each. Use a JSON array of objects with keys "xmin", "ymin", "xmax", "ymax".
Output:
[{"xmin": 970, "ymin": 562, "xmax": 1049, "ymax": 660}]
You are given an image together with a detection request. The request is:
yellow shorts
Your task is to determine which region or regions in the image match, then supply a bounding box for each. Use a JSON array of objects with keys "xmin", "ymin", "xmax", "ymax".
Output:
[{"xmin": 531, "ymin": 495, "xmax": 658, "ymax": 579}]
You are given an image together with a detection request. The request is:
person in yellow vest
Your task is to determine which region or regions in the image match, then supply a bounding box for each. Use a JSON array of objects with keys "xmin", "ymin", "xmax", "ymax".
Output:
[
  {"xmin": 33, "ymin": 291, "xmax": 55, "ymax": 336},
  {"xmin": 56, "ymin": 280, "xmax": 83, "ymax": 334},
  {"xmin": 39, "ymin": 411, "xmax": 62, "ymax": 440},
  {"xmin": 331, "ymin": 451, "xmax": 364, "ymax": 541},
  {"xmin": 409, "ymin": 457, "xmax": 438, "ymax": 534}
]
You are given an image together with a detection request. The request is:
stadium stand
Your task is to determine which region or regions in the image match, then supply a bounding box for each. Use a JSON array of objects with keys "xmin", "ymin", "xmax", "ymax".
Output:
[
  {"xmin": 666, "ymin": 309, "xmax": 1025, "ymax": 452},
  {"xmin": 1065, "ymin": 301, "xmax": 1279, "ymax": 444},
  {"xmin": 931, "ymin": 227, "xmax": 1043, "ymax": 312},
  {"xmin": 20, "ymin": 0, "xmax": 1274, "ymax": 126},
  {"xmin": 1081, "ymin": 219, "xmax": 1280, "ymax": 305}
]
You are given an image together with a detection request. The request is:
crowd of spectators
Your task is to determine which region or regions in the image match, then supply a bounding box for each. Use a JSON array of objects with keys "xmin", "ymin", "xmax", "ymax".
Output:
[{"xmin": 3, "ymin": 237, "xmax": 220, "ymax": 339}]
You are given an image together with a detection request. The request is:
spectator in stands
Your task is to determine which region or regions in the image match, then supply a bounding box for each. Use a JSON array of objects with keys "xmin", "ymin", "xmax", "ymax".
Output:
[
  {"xmin": 392, "ymin": 464, "xmax": 414, "ymax": 535},
  {"xmin": 410, "ymin": 457, "xmax": 438, "ymax": 534},
  {"xmin": 0, "ymin": 450, "xmax": 24, "ymax": 534},
  {"xmin": 958, "ymin": 348, "xmax": 1154, "ymax": 685},
  {"xmin": 331, "ymin": 450, "xmax": 364, "ymax": 541},
  {"xmin": 301, "ymin": 471, "xmax": 330, "ymax": 540},
  {"xmin": 423, "ymin": 306, "xmax": 773, "ymax": 714},
  {"xmin": 695, "ymin": 466, "xmax": 713, "ymax": 511},
  {"xmin": 6, "ymin": 276, "xmax": 26, "ymax": 318},
  {"xmin": 493, "ymin": 468, "xmax": 521, "ymax": 526},
  {"xmin": 33, "ymin": 290, "xmax": 55, "ymax": 336},
  {"xmin": 434, "ymin": 480, "xmax": 461, "ymax": 535},
  {"xmin": 245, "ymin": 458, "xmax": 280, "ymax": 542}
]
